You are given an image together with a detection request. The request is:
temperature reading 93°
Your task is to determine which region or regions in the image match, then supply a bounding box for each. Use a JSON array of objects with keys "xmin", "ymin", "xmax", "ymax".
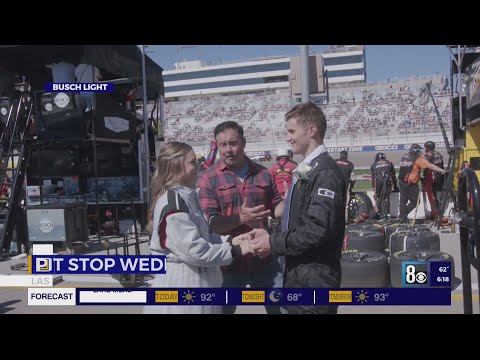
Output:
[{"xmin": 374, "ymin": 293, "xmax": 389, "ymax": 302}]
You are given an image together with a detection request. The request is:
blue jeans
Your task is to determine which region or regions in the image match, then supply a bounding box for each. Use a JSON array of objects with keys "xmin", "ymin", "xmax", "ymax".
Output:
[
  {"xmin": 222, "ymin": 256, "xmax": 286, "ymax": 314},
  {"xmin": 79, "ymin": 92, "xmax": 95, "ymax": 111}
]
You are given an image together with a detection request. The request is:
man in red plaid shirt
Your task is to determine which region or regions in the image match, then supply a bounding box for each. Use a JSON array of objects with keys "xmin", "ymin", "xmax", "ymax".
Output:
[{"xmin": 197, "ymin": 121, "xmax": 285, "ymax": 314}]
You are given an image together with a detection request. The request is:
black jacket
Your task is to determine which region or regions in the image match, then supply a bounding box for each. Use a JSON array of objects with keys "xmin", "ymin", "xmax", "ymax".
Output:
[
  {"xmin": 370, "ymin": 159, "xmax": 397, "ymax": 188},
  {"xmin": 270, "ymin": 152, "xmax": 347, "ymax": 275},
  {"xmin": 335, "ymin": 157, "xmax": 354, "ymax": 182}
]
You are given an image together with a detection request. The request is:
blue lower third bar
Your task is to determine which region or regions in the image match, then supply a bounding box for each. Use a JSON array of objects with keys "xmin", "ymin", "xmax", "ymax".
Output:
[
  {"xmin": 321, "ymin": 288, "xmax": 451, "ymax": 306},
  {"xmin": 76, "ymin": 288, "xmax": 452, "ymax": 306}
]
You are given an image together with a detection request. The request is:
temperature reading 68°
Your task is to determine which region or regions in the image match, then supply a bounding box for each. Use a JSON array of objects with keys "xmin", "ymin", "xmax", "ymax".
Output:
[
  {"xmin": 374, "ymin": 293, "xmax": 389, "ymax": 302},
  {"xmin": 287, "ymin": 293, "xmax": 302, "ymax": 302}
]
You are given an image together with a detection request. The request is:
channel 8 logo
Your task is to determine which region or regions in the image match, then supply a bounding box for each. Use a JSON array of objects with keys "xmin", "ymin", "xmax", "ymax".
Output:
[{"xmin": 402, "ymin": 262, "xmax": 429, "ymax": 286}]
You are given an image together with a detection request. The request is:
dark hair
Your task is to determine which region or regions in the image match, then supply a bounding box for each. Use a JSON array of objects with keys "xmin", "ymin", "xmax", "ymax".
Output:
[
  {"xmin": 340, "ymin": 150, "xmax": 348, "ymax": 157},
  {"xmin": 285, "ymin": 101, "xmax": 326, "ymax": 140},
  {"xmin": 214, "ymin": 121, "xmax": 245, "ymax": 140}
]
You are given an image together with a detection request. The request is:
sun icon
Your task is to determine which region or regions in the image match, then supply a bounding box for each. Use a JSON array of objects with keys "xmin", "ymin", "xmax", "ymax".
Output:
[
  {"xmin": 182, "ymin": 290, "xmax": 196, "ymax": 304},
  {"xmin": 355, "ymin": 290, "xmax": 369, "ymax": 304}
]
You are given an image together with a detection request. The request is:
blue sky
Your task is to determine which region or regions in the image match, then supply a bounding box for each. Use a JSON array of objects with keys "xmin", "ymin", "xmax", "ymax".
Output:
[{"xmin": 145, "ymin": 45, "xmax": 451, "ymax": 83}]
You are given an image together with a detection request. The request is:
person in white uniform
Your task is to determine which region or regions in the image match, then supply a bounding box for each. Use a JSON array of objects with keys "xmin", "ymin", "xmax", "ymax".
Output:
[{"xmin": 143, "ymin": 141, "xmax": 252, "ymax": 314}]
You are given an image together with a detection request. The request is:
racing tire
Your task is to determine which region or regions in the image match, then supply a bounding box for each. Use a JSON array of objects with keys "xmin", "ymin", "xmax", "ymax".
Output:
[
  {"xmin": 343, "ymin": 229, "xmax": 385, "ymax": 253},
  {"xmin": 346, "ymin": 222, "xmax": 384, "ymax": 235},
  {"xmin": 385, "ymin": 223, "xmax": 430, "ymax": 248},
  {"xmin": 389, "ymin": 229, "xmax": 440, "ymax": 255},
  {"xmin": 341, "ymin": 250, "xmax": 389, "ymax": 288},
  {"xmin": 347, "ymin": 192, "xmax": 374, "ymax": 224}
]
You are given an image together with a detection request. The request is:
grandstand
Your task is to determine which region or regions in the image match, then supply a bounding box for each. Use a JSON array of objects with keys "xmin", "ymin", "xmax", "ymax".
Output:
[{"xmin": 159, "ymin": 74, "xmax": 452, "ymax": 157}]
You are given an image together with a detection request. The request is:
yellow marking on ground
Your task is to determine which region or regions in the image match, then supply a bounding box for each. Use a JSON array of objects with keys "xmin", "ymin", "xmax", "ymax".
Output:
[{"xmin": 452, "ymin": 294, "xmax": 480, "ymax": 301}]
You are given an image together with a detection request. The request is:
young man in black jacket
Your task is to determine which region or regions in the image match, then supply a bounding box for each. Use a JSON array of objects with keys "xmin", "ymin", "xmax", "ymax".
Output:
[{"xmin": 247, "ymin": 101, "xmax": 347, "ymax": 314}]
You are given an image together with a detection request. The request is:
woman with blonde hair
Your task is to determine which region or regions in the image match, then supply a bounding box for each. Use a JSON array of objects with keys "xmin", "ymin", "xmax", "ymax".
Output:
[{"xmin": 143, "ymin": 141, "xmax": 252, "ymax": 314}]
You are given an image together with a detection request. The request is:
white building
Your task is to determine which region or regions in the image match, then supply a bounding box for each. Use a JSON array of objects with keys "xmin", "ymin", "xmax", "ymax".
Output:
[{"xmin": 163, "ymin": 46, "xmax": 367, "ymax": 99}]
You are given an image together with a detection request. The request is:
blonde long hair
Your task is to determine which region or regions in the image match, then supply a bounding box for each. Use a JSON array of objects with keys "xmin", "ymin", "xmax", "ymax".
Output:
[{"xmin": 147, "ymin": 141, "xmax": 193, "ymax": 233}]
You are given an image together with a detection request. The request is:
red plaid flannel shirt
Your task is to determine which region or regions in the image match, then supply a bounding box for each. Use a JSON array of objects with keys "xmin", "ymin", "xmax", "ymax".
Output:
[{"xmin": 197, "ymin": 157, "xmax": 282, "ymax": 273}]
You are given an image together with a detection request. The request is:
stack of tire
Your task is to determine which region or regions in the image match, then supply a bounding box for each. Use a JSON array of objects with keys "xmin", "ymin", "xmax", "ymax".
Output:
[
  {"xmin": 341, "ymin": 218, "xmax": 455, "ymax": 289},
  {"xmin": 385, "ymin": 222, "xmax": 455, "ymax": 288},
  {"xmin": 341, "ymin": 222, "xmax": 389, "ymax": 287}
]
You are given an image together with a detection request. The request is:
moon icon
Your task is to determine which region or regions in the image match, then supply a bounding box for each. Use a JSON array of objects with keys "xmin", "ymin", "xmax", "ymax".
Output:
[{"xmin": 268, "ymin": 289, "xmax": 283, "ymax": 303}]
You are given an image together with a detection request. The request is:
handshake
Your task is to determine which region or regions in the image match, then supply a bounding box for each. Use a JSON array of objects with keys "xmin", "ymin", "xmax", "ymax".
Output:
[{"xmin": 231, "ymin": 229, "xmax": 271, "ymax": 258}]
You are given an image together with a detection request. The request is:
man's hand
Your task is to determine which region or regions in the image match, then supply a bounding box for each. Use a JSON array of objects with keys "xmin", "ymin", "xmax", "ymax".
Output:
[
  {"xmin": 247, "ymin": 228, "xmax": 272, "ymax": 258},
  {"xmin": 239, "ymin": 198, "xmax": 271, "ymax": 227},
  {"xmin": 239, "ymin": 241, "xmax": 254, "ymax": 256},
  {"xmin": 232, "ymin": 233, "xmax": 250, "ymax": 245}
]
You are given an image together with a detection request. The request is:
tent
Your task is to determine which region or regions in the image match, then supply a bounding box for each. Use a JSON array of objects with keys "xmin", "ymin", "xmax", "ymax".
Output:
[{"xmin": 0, "ymin": 45, "xmax": 164, "ymax": 98}]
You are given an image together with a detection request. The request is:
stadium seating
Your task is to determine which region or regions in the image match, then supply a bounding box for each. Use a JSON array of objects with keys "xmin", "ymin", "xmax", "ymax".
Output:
[{"xmin": 153, "ymin": 74, "xmax": 452, "ymax": 154}]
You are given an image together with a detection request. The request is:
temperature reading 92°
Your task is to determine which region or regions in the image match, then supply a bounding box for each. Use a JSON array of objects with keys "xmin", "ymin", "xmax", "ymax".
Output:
[{"xmin": 200, "ymin": 293, "xmax": 216, "ymax": 302}]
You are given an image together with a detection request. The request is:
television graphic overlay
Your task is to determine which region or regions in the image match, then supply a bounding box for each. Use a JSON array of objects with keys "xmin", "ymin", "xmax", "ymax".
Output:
[{"xmin": 402, "ymin": 261, "xmax": 452, "ymax": 287}]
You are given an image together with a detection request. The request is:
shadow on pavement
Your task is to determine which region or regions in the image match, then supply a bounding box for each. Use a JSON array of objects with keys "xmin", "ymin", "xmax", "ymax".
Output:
[{"xmin": 0, "ymin": 299, "xmax": 22, "ymax": 314}]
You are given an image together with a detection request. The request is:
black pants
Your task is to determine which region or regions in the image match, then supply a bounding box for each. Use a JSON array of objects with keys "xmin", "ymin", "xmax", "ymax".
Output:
[
  {"xmin": 399, "ymin": 181, "xmax": 419, "ymax": 221},
  {"xmin": 375, "ymin": 178, "xmax": 391, "ymax": 216},
  {"xmin": 285, "ymin": 263, "xmax": 340, "ymax": 314},
  {"xmin": 432, "ymin": 181, "xmax": 444, "ymax": 210}
]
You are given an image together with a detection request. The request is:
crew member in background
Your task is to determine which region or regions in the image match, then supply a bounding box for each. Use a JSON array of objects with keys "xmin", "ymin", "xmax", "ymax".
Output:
[
  {"xmin": 202, "ymin": 140, "xmax": 218, "ymax": 169},
  {"xmin": 398, "ymin": 144, "xmax": 446, "ymax": 222},
  {"xmin": 45, "ymin": 57, "xmax": 76, "ymax": 83},
  {"xmin": 269, "ymin": 148, "xmax": 297, "ymax": 196},
  {"xmin": 423, "ymin": 141, "xmax": 445, "ymax": 218},
  {"xmin": 370, "ymin": 152, "xmax": 397, "ymax": 219},
  {"xmin": 335, "ymin": 150, "xmax": 355, "ymax": 192}
]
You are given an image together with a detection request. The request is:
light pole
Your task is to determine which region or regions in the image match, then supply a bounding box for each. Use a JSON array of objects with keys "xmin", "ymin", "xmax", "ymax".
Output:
[
  {"xmin": 300, "ymin": 45, "xmax": 310, "ymax": 103},
  {"xmin": 140, "ymin": 45, "xmax": 150, "ymax": 208}
]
